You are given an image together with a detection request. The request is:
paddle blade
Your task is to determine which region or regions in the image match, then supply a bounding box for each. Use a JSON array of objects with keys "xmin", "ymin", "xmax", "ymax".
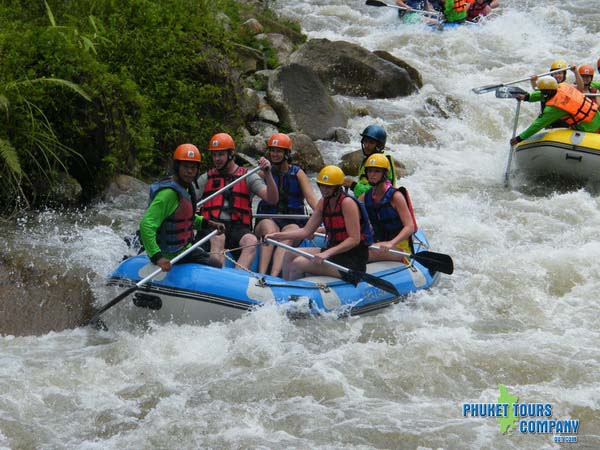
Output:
[
  {"xmin": 365, "ymin": 0, "xmax": 388, "ymax": 7},
  {"xmin": 87, "ymin": 286, "xmax": 137, "ymax": 326},
  {"xmin": 413, "ymin": 251, "xmax": 454, "ymax": 275},
  {"xmin": 495, "ymin": 86, "xmax": 527, "ymax": 99},
  {"xmin": 472, "ymin": 84, "xmax": 502, "ymax": 95},
  {"xmin": 351, "ymin": 270, "xmax": 400, "ymax": 296}
]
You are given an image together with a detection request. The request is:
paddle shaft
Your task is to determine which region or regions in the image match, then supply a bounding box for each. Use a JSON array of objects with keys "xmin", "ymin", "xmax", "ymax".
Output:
[
  {"xmin": 312, "ymin": 232, "xmax": 453, "ymax": 275},
  {"xmin": 265, "ymin": 238, "xmax": 351, "ymax": 274},
  {"xmin": 196, "ymin": 165, "xmax": 261, "ymax": 208},
  {"xmin": 504, "ymin": 100, "xmax": 522, "ymax": 187},
  {"xmin": 472, "ymin": 68, "xmax": 569, "ymax": 94},
  {"xmin": 88, "ymin": 230, "xmax": 219, "ymax": 325}
]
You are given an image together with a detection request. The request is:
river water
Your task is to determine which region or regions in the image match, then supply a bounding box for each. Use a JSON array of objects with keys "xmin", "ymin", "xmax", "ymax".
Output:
[{"xmin": 1, "ymin": 1, "xmax": 599, "ymax": 448}]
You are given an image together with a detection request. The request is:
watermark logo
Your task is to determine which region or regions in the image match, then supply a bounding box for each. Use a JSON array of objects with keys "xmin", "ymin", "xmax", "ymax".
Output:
[{"xmin": 462, "ymin": 384, "xmax": 580, "ymax": 444}]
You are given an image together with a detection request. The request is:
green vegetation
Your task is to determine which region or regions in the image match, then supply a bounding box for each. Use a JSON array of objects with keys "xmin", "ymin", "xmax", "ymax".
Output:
[{"xmin": 0, "ymin": 0, "xmax": 294, "ymax": 216}]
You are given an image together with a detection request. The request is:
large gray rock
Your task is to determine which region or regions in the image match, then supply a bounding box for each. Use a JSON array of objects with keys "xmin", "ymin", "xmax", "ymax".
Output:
[
  {"xmin": 267, "ymin": 63, "xmax": 347, "ymax": 140},
  {"xmin": 290, "ymin": 39, "xmax": 419, "ymax": 99},
  {"xmin": 289, "ymin": 133, "xmax": 324, "ymax": 173}
]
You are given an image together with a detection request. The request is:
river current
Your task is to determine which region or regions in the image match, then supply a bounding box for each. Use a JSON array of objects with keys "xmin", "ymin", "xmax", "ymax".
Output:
[{"xmin": 1, "ymin": 1, "xmax": 599, "ymax": 448}]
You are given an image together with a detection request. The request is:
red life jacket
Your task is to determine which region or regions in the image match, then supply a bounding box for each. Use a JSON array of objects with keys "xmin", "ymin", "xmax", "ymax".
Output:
[
  {"xmin": 322, "ymin": 193, "xmax": 372, "ymax": 248},
  {"xmin": 467, "ymin": 1, "xmax": 488, "ymax": 20},
  {"xmin": 546, "ymin": 83, "xmax": 598, "ymax": 126},
  {"xmin": 200, "ymin": 166, "xmax": 252, "ymax": 226}
]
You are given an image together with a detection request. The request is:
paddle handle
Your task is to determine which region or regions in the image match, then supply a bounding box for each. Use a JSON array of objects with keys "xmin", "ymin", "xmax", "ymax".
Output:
[
  {"xmin": 264, "ymin": 238, "xmax": 350, "ymax": 274},
  {"xmin": 196, "ymin": 166, "xmax": 261, "ymax": 208}
]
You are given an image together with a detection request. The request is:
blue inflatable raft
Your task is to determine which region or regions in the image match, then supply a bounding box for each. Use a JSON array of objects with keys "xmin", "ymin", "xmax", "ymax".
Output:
[{"xmin": 107, "ymin": 229, "xmax": 441, "ymax": 325}]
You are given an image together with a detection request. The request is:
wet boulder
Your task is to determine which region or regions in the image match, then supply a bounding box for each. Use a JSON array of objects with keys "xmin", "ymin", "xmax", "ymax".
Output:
[
  {"xmin": 290, "ymin": 38, "xmax": 419, "ymax": 99},
  {"xmin": 267, "ymin": 63, "xmax": 347, "ymax": 140}
]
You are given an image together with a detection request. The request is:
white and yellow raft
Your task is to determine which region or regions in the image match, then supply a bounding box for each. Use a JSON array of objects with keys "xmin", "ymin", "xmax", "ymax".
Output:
[{"xmin": 514, "ymin": 129, "xmax": 600, "ymax": 182}]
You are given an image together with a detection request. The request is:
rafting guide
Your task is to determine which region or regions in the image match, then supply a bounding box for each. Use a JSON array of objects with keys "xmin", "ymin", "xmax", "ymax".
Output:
[{"xmin": 461, "ymin": 384, "xmax": 581, "ymax": 443}]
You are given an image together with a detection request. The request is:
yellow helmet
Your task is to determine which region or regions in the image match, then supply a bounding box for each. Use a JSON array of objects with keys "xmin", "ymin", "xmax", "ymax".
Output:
[
  {"xmin": 317, "ymin": 165, "xmax": 344, "ymax": 186},
  {"xmin": 537, "ymin": 76, "xmax": 558, "ymax": 91},
  {"xmin": 364, "ymin": 153, "xmax": 390, "ymax": 170},
  {"xmin": 550, "ymin": 59, "xmax": 567, "ymax": 71}
]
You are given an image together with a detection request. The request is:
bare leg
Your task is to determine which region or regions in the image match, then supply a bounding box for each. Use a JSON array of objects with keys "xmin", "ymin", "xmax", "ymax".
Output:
[
  {"xmin": 254, "ymin": 219, "xmax": 279, "ymax": 274},
  {"xmin": 367, "ymin": 248, "xmax": 408, "ymax": 264},
  {"xmin": 283, "ymin": 247, "xmax": 341, "ymax": 280},
  {"xmin": 209, "ymin": 234, "xmax": 226, "ymax": 267},
  {"xmin": 236, "ymin": 232, "xmax": 258, "ymax": 270},
  {"xmin": 270, "ymin": 223, "xmax": 300, "ymax": 277}
]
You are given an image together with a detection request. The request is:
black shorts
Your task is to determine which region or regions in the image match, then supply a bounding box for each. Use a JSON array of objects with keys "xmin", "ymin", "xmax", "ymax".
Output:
[
  {"xmin": 255, "ymin": 217, "xmax": 308, "ymax": 229},
  {"xmin": 327, "ymin": 245, "xmax": 368, "ymax": 283},
  {"xmin": 176, "ymin": 247, "xmax": 216, "ymax": 267}
]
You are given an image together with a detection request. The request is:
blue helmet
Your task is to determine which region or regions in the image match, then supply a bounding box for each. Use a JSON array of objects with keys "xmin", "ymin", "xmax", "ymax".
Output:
[{"xmin": 360, "ymin": 125, "xmax": 387, "ymax": 150}]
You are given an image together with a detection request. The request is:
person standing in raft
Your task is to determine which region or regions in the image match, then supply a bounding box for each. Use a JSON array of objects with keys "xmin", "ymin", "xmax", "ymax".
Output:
[
  {"xmin": 358, "ymin": 154, "xmax": 417, "ymax": 263},
  {"xmin": 266, "ymin": 165, "xmax": 373, "ymax": 282},
  {"xmin": 254, "ymin": 133, "xmax": 319, "ymax": 277},
  {"xmin": 195, "ymin": 133, "xmax": 278, "ymax": 269},
  {"xmin": 139, "ymin": 144, "xmax": 225, "ymax": 272},
  {"xmin": 510, "ymin": 76, "xmax": 600, "ymax": 147},
  {"xmin": 343, "ymin": 125, "xmax": 398, "ymax": 198}
]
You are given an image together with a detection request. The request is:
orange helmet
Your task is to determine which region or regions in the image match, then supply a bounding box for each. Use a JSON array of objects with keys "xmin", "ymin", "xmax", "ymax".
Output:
[
  {"xmin": 208, "ymin": 133, "xmax": 235, "ymax": 151},
  {"xmin": 267, "ymin": 133, "xmax": 292, "ymax": 151},
  {"xmin": 579, "ymin": 65, "xmax": 594, "ymax": 76},
  {"xmin": 173, "ymin": 144, "xmax": 201, "ymax": 162}
]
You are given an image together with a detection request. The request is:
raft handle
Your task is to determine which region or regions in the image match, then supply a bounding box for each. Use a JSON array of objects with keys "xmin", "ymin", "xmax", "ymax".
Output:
[{"xmin": 565, "ymin": 154, "xmax": 583, "ymax": 162}]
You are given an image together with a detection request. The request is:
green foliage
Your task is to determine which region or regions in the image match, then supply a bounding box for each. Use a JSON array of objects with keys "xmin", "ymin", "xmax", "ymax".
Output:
[{"xmin": 0, "ymin": 0, "xmax": 262, "ymax": 214}]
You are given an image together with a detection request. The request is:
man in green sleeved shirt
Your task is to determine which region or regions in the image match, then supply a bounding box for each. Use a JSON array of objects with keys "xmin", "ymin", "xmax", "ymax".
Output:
[
  {"xmin": 139, "ymin": 144, "xmax": 224, "ymax": 272},
  {"xmin": 510, "ymin": 77, "xmax": 600, "ymax": 146},
  {"xmin": 343, "ymin": 125, "xmax": 398, "ymax": 198}
]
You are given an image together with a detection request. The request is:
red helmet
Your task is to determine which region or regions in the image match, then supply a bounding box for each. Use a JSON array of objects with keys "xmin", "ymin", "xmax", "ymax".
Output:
[
  {"xmin": 579, "ymin": 65, "xmax": 594, "ymax": 76},
  {"xmin": 267, "ymin": 133, "xmax": 292, "ymax": 151},
  {"xmin": 208, "ymin": 133, "xmax": 235, "ymax": 151},
  {"xmin": 597, "ymin": 58, "xmax": 600, "ymax": 74},
  {"xmin": 173, "ymin": 144, "xmax": 201, "ymax": 162}
]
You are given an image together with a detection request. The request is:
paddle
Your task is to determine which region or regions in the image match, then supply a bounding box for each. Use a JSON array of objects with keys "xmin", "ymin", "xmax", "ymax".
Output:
[
  {"xmin": 311, "ymin": 232, "xmax": 453, "ymax": 275},
  {"xmin": 369, "ymin": 245, "xmax": 454, "ymax": 275},
  {"xmin": 365, "ymin": 0, "xmax": 442, "ymax": 19},
  {"xmin": 87, "ymin": 229, "xmax": 219, "ymax": 326},
  {"xmin": 196, "ymin": 165, "xmax": 261, "ymax": 208},
  {"xmin": 503, "ymin": 98, "xmax": 522, "ymax": 187},
  {"xmin": 472, "ymin": 68, "xmax": 568, "ymax": 95},
  {"xmin": 264, "ymin": 238, "xmax": 400, "ymax": 296}
]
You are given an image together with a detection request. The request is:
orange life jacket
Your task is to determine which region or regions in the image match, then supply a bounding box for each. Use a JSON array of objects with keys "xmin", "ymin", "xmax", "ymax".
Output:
[
  {"xmin": 453, "ymin": 0, "xmax": 468, "ymax": 12},
  {"xmin": 200, "ymin": 166, "xmax": 252, "ymax": 226},
  {"xmin": 546, "ymin": 83, "xmax": 598, "ymax": 126}
]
